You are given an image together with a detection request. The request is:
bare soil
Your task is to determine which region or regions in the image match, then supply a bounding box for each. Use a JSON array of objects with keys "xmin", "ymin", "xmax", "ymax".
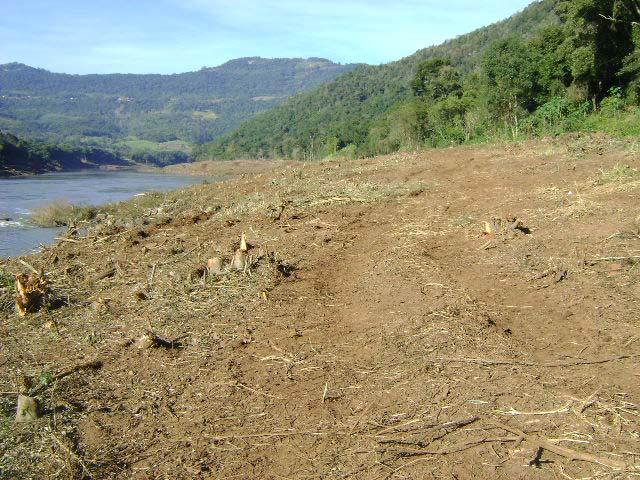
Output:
[{"xmin": 1, "ymin": 134, "xmax": 639, "ymax": 479}]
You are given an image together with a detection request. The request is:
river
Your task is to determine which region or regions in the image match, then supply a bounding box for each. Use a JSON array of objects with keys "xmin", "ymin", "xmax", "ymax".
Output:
[{"xmin": 0, "ymin": 170, "xmax": 207, "ymax": 258}]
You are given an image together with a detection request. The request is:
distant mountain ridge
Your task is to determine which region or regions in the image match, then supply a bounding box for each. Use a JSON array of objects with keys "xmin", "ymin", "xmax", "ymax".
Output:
[
  {"xmin": 0, "ymin": 57, "xmax": 357, "ymax": 151},
  {"xmin": 196, "ymin": 0, "xmax": 560, "ymax": 160}
]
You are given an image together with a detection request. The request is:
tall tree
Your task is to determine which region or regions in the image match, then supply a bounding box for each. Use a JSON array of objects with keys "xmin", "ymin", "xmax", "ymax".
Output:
[
  {"xmin": 557, "ymin": 0, "xmax": 635, "ymax": 100},
  {"xmin": 411, "ymin": 58, "xmax": 462, "ymax": 101},
  {"xmin": 482, "ymin": 38, "xmax": 539, "ymax": 137}
]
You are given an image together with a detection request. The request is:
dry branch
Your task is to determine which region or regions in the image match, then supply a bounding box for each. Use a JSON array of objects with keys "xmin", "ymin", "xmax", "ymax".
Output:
[
  {"xmin": 488, "ymin": 420, "xmax": 629, "ymax": 470},
  {"xmin": 376, "ymin": 416, "xmax": 479, "ymax": 440},
  {"xmin": 380, "ymin": 436, "xmax": 520, "ymax": 457},
  {"xmin": 588, "ymin": 256, "xmax": 640, "ymax": 263},
  {"xmin": 428, "ymin": 354, "xmax": 639, "ymax": 368},
  {"xmin": 30, "ymin": 359, "xmax": 103, "ymax": 395},
  {"xmin": 89, "ymin": 268, "xmax": 116, "ymax": 283}
]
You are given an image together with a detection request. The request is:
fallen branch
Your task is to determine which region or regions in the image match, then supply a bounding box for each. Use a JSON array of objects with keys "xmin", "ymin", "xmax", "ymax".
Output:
[
  {"xmin": 55, "ymin": 237, "xmax": 81, "ymax": 243},
  {"xmin": 428, "ymin": 354, "xmax": 639, "ymax": 368},
  {"xmin": 498, "ymin": 402, "xmax": 572, "ymax": 416},
  {"xmin": 207, "ymin": 429, "xmax": 337, "ymax": 441},
  {"xmin": 31, "ymin": 359, "xmax": 103, "ymax": 395},
  {"xmin": 488, "ymin": 420, "xmax": 628, "ymax": 470},
  {"xmin": 18, "ymin": 259, "xmax": 39, "ymax": 275},
  {"xmin": 381, "ymin": 436, "xmax": 520, "ymax": 457},
  {"xmin": 588, "ymin": 256, "xmax": 640, "ymax": 263},
  {"xmin": 88, "ymin": 267, "xmax": 116, "ymax": 283},
  {"xmin": 377, "ymin": 416, "xmax": 479, "ymax": 444}
]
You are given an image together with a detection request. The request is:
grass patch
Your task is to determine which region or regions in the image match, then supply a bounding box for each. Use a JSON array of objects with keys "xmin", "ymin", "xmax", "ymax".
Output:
[
  {"xmin": 192, "ymin": 110, "xmax": 219, "ymax": 120},
  {"xmin": 599, "ymin": 164, "xmax": 640, "ymax": 184},
  {"xmin": 101, "ymin": 191, "xmax": 167, "ymax": 220},
  {"xmin": 29, "ymin": 200, "xmax": 98, "ymax": 227},
  {"xmin": 580, "ymin": 109, "xmax": 640, "ymax": 138},
  {"xmin": 0, "ymin": 268, "xmax": 14, "ymax": 289}
]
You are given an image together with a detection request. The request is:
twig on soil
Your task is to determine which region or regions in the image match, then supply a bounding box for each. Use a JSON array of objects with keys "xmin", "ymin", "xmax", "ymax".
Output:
[
  {"xmin": 93, "ymin": 230, "xmax": 128, "ymax": 244},
  {"xmin": 376, "ymin": 416, "xmax": 479, "ymax": 438},
  {"xmin": 206, "ymin": 429, "xmax": 338, "ymax": 441},
  {"xmin": 55, "ymin": 237, "xmax": 81, "ymax": 243},
  {"xmin": 51, "ymin": 432, "xmax": 94, "ymax": 478},
  {"xmin": 18, "ymin": 259, "xmax": 40, "ymax": 274},
  {"xmin": 148, "ymin": 263, "xmax": 157, "ymax": 288},
  {"xmin": 30, "ymin": 359, "xmax": 103, "ymax": 395},
  {"xmin": 380, "ymin": 436, "xmax": 520, "ymax": 457},
  {"xmin": 487, "ymin": 419, "xmax": 629, "ymax": 469},
  {"xmin": 498, "ymin": 402, "xmax": 573, "ymax": 416},
  {"xmin": 588, "ymin": 256, "xmax": 640, "ymax": 263},
  {"xmin": 89, "ymin": 268, "xmax": 116, "ymax": 283},
  {"xmin": 428, "ymin": 354, "xmax": 639, "ymax": 368}
]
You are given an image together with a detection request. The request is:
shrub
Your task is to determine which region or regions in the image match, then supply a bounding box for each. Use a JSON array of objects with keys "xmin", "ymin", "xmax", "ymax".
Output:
[
  {"xmin": 600, "ymin": 87, "xmax": 625, "ymax": 118},
  {"xmin": 29, "ymin": 200, "xmax": 97, "ymax": 227}
]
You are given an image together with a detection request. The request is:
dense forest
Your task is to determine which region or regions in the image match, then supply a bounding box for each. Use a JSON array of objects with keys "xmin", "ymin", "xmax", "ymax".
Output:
[
  {"xmin": 0, "ymin": 131, "xmax": 130, "ymax": 176},
  {"xmin": 0, "ymin": 58, "xmax": 356, "ymax": 161},
  {"xmin": 196, "ymin": 0, "xmax": 640, "ymax": 160}
]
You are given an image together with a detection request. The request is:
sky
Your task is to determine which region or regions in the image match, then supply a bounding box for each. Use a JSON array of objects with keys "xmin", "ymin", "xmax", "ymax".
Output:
[{"xmin": 0, "ymin": 0, "xmax": 534, "ymax": 74}]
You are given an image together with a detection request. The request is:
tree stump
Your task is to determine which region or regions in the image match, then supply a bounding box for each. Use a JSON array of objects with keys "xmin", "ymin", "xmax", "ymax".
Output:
[{"xmin": 15, "ymin": 395, "xmax": 39, "ymax": 422}]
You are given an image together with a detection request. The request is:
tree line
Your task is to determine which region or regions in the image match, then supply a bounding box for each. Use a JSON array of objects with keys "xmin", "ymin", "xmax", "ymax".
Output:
[{"xmin": 196, "ymin": 0, "xmax": 640, "ymax": 161}]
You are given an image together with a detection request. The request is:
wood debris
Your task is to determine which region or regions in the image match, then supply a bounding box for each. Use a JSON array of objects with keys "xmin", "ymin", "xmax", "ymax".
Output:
[
  {"xmin": 207, "ymin": 257, "xmax": 223, "ymax": 274},
  {"xmin": 15, "ymin": 272, "xmax": 50, "ymax": 316},
  {"xmin": 15, "ymin": 395, "xmax": 39, "ymax": 422},
  {"xmin": 483, "ymin": 216, "xmax": 529, "ymax": 235}
]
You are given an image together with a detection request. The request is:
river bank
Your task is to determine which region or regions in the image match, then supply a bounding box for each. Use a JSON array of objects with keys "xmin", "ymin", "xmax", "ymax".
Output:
[
  {"xmin": 1, "ymin": 134, "xmax": 639, "ymax": 479},
  {"xmin": 0, "ymin": 170, "xmax": 207, "ymax": 257}
]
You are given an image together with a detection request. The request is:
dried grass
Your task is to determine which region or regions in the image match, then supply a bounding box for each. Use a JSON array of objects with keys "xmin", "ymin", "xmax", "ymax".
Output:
[
  {"xmin": 598, "ymin": 164, "xmax": 640, "ymax": 185},
  {"xmin": 29, "ymin": 201, "xmax": 97, "ymax": 227}
]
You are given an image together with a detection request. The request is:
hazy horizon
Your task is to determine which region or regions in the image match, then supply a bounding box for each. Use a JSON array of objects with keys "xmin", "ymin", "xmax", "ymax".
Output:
[{"xmin": 0, "ymin": 0, "xmax": 533, "ymax": 75}]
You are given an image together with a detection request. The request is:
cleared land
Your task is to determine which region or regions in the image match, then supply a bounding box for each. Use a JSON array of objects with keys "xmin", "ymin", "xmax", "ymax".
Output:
[{"xmin": 1, "ymin": 134, "xmax": 639, "ymax": 479}]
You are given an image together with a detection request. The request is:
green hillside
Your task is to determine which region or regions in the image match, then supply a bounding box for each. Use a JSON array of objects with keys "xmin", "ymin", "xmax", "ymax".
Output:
[
  {"xmin": 0, "ymin": 57, "xmax": 357, "ymax": 156},
  {"xmin": 197, "ymin": 0, "xmax": 640, "ymax": 160},
  {"xmin": 195, "ymin": 1, "xmax": 559, "ymax": 159}
]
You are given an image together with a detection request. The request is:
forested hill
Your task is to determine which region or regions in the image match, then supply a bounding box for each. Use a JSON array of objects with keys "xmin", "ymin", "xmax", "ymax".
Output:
[
  {"xmin": 0, "ymin": 58, "xmax": 357, "ymax": 150},
  {"xmin": 0, "ymin": 131, "xmax": 130, "ymax": 176},
  {"xmin": 195, "ymin": 1, "xmax": 560, "ymax": 159}
]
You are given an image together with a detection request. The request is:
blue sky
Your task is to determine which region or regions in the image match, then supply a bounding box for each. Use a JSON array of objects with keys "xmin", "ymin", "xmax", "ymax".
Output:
[{"xmin": 0, "ymin": 0, "xmax": 533, "ymax": 74}]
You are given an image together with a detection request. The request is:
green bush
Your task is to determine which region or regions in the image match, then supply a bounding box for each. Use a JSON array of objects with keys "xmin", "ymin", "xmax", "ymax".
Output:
[{"xmin": 600, "ymin": 87, "xmax": 625, "ymax": 118}]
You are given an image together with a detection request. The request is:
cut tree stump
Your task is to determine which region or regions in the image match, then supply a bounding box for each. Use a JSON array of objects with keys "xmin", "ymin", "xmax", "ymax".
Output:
[
  {"xmin": 207, "ymin": 257, "xmax": 223, "ymax": 274},
  {"xmin": 15, "ymin": 395, "xmax": 39, "ymax": 422},
  {"xmin": 15, "ymin": 272, "xmax": 50, "ymax": 316}
]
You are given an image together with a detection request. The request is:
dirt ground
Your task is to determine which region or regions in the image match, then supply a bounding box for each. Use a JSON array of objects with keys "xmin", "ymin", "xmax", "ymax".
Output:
[{"xmin": 1, "ymin": 134, "xmax": 639, "ymax": 479}]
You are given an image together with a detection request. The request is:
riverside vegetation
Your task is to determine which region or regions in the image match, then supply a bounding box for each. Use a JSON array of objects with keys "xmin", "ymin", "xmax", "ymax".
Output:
[
  {"xmin": 196, "ymin": 0, "xmax": 640, "ymax": 160},
  {"xmin": 0, "ymin": 132, "xmax": 131, "ymax": 176},
  {"xmin": 3, "ymin": 1, "xmax": 639, "ymax": 172}
]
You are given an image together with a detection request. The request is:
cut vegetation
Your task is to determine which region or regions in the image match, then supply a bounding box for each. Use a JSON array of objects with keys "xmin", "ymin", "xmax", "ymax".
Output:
[{"xmin": 1, "ymin": 134, "xmax": 639, "ymax": 479}]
